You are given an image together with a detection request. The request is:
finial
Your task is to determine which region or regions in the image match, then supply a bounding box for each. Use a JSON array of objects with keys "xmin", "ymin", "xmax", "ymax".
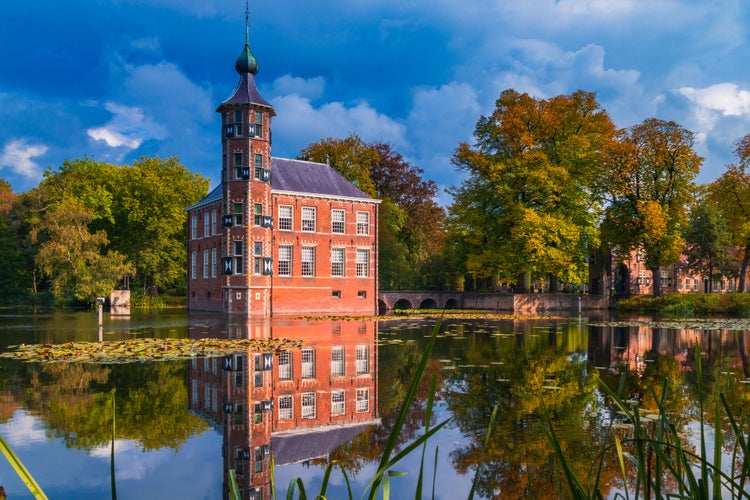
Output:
[
  {"xmin": 235, "ymin": 0, "xmax": 258, "ymax": 75},
  {"xmin": 245, "ymin": 0, "xmax": 249, "ymax": 45}
]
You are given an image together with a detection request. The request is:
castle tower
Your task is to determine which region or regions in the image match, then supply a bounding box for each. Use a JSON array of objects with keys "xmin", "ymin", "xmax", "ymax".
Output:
[{"xmin": 215, "ymin": 22, "xmax": 275, "ymax": 315}]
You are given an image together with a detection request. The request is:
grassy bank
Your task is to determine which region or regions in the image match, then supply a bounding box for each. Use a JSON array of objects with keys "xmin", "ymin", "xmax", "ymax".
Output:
[{"xmin": 617, "ymin": 293, "xmax": 750, "ymax": 316}]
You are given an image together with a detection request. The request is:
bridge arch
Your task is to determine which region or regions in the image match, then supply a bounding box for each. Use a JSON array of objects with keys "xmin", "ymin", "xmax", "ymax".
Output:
[
  {"xmin": 419, "ymin": 298, "xmax": 438, "ymax": 309},
  {"xmin": 393, "ymin": 298, "xmax": 414, "ymax": 310}
]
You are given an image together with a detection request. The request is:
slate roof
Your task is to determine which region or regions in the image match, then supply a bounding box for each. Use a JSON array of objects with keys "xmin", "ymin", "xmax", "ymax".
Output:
[
  {"xmin": 217, "ymin": 73, "xmax": 274, "ymax": 112},
  {"xmin": 186, "ymin": 157, "xmax": 377, "ymax": 210},
  {"xmin": 272, "ymin": 420, "xmax": 379, "ymax": 466},
  {"xmin": 271, "ymin": 158, "xmax": 374, "ymax": 201}
]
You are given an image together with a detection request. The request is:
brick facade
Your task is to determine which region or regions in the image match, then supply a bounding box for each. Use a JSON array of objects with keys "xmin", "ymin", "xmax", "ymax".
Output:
[{"xmin": 187, "ymin": 36, "xmax": 379, "ymax": 317}]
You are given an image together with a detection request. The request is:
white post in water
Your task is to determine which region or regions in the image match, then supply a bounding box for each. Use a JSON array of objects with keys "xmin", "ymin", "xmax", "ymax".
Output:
[{"xmin": 97, "ymin": 297, "xmax": 105, "ymax": 326}]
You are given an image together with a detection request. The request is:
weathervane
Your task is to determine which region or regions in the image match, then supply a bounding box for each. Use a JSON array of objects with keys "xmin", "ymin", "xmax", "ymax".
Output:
[{"xmin": 245, "ymin": 0, "xmax": 250, "ymax": 44}]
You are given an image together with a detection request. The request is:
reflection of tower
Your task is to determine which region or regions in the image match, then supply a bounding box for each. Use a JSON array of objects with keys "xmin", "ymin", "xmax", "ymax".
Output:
[{"xmin": 187, "ymin": 319, "xmax": 380, "ymax": 499}]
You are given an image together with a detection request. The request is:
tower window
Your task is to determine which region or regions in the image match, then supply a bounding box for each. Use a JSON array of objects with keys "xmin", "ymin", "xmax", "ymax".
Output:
[
  {"xmin": 254, "ymin": 111, "xmax": 263, "ymax": 138},
  {"xmin": 233, "ymin": 240, "xmax": 243, "ymax": 275},
  {"xmin": 233, "ymin": 110, "xmax": 243, "ymax": 136},
  {"xmin": 254, "ymin": 153, "xmax": 263, "ymax": 179},
  {"xmin": 253, "ymin": 203, "xmax": 263, "ymax": 226},
  {"xmin": 234, "ymin": 153, "xmax": 243, "ymax": 179},
  {"xmin": 233, "ymin": 202, "xmax": 243, "ymax": 226}
]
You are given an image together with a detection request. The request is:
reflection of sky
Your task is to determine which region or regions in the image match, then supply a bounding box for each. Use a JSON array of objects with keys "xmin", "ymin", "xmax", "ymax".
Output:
[
  {"xmin": 0, "ymin": 409, "xmax": 222, "ymax": 499},
  {"xmin": 274, "ymin": 404, "xmax": 477, "ymax": 499}
]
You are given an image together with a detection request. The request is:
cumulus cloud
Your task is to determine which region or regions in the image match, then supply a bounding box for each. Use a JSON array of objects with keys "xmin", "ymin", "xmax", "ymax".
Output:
[
  {"xmin": 87, "ymin": 101, "xmax": 167, "ymax": 150},
  {"xmin": 678, "ymin": 83, "xmax": 750, "ymax": 117},
  {"xmin": 270, "ymin": 75, "xmax": 326, "ymax": 100},
  {"xmin": 271, "ymin": 92, "xmax": 407, "ymax": 157},
  {"xmin": 0, "ymin": 138, "xmax": 48, "ymax": 179}
]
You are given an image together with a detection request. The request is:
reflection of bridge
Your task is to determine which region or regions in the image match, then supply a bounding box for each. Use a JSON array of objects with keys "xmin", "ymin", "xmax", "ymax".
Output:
[{"xmin": 378, "ymin": 291, "xmax": 463, "ymax": 313}]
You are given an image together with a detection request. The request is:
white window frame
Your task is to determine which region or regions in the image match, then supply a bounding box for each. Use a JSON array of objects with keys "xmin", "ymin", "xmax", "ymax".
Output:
[
  {"xmin": 278, "ymin": 245, "xmax": 292, "ymax": 276},
  {"xmin": 356, "ymin": 211, "xmax": 370, "ymax": 235},
  {"xmin": 203, "ymin": 250, "xmax": 209, "ymax": 279},
  {"xmin": 233, "ymin": 240, "xmax": 243, "ymax": 275},
  {"xmin": 331, "ymin": 346, "xmax": 344, "ymax": 377},
  {"xmin": 301, "ymin": 349, "xmax": 315, "ymax": 379},
  {"xmin": 211, "ymin": 248, "xmax": 217, "ymax": 278},
  {"xmin": 278, "ymin": 395, "xmax": 293, "ymax": 420},
  {"xmin": 278, "ymin": 205, "xmax": 293, "ymax": 231},
  {"xmin": 356, "ymin": 345, "xmax": 369, "ymax": 374},
  {"xmin": 301, "ymin": 392, "xmax": 316, "ymax": 419},
  {"xmin": 211, "ymin": 210, "xmax": 217, "ymax": 235},
  {"xmin": 331, "ymin": 390, "xmax": 345, "ymax": 415},
  {"xmin": 356, "ymin": 388, "xmax": 369, "ymax": 413},
  {"xmin": 204, "ymin": 212, "xmax": 210, "ymax": 238},
  {"xmin": 301, "ymin": 247, "xmax": 315, "ymax": 277},
  {"xmin": 301, "ymin": 206, "xmax": 316, "ymax": 232},
  {"xmin": 331, "ymin": 209, "xmax": 345, "ymax": 234},
  {"xmin": 356, "ymin": 249, "xmax": 369, "ymax": 277},
  {"xmin": 191, "ymin": 216, "xmax": 197, "ymax": 240},
  {"xmin": 331, "ymin": 248, "xmax": 345, "ymax": 277},
  {"xmin": 191, "ymin": 251, "xmax": 197, "ymax": 280},
  {"xmin": 278, "ymin": 352, "xmax": 292, "ymax": 380}
]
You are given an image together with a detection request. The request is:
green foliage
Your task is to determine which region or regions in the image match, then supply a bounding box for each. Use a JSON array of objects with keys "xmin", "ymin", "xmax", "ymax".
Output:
[
  {"xmin": 618, "ymin": 293, "xmax": 750, "ymax": 315},
  {"xmin": 448, "ymin": 89, "xmax": 615, "ymax": 289}
]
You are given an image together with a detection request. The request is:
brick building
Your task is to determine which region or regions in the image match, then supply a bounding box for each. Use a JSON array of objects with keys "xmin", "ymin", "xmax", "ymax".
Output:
[
  {"xmin": 187, "ymin": 318, "xmax": 379, "ymax": 499},
  {"xmin": 187, "ymin": 33, "xmax": 379, "ymax": 316}
]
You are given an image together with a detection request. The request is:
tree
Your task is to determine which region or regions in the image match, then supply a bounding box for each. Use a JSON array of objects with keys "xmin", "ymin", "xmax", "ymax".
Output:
[
  {"xmin": 300, "ymin": 135, "xmax": 445, "ymax": 289},
  {"xmin": 683, "ymin": 195, "xmax": 734, "ymax": 291},
  {"xmin": 448, "ymin": 89, "xmax": 616, "ymax": 290},
  {"xmin": 0, "ymin": 180, "xmax": 29, "ymax": 300},
  {"xmin": 707, "ymin": 134, "xmax": 750, "ymax": 292},
  {"xmin": 600, "ymin": 118, "xmax": 702, "ymax": 296}
]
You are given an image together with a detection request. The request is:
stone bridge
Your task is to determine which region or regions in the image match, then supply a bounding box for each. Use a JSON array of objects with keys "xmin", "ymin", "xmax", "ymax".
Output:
[{"xmin": 378, "ymin": 291, "xmax": 463, "ymax": 313}]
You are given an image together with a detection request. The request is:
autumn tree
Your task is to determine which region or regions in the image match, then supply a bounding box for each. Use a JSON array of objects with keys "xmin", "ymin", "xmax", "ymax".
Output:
[
  {"xmin": 447, "ymin": 89, "xmax": 616, "ymax": 291},
  {"xmin": 300, "ymin": 135, "xmax": 445, "ymax": 289},
  {"xmin": 683, "ymin": 194, "xmax": 735, "ymax": 291},
  {"xmin": 0, "ymin": 180, "xmax": 30, "ymax": 300},
  {"xmin": 600, "ymin": 118, "xmax": 702, "ymax": 296},
  {"xmin": 707, "ymin": 134, "xmax": 750, "ymax": 292}
]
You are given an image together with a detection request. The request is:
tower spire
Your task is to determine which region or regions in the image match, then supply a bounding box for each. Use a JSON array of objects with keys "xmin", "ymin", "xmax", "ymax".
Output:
[
  {"xmin": 235, "ymin": 0, "xmax": 258, "ymax": 75},
  {"xmin": 245, "ymin": 0, "xmax": 249, "ymax": 45}
]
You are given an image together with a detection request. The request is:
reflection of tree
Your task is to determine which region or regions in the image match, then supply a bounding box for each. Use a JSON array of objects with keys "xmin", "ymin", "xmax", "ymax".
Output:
[
  {"xmin": 6, "ymin": 359, "xmax": 208, "ymax": 451},
  {"xmin": 444, "ymin": 332, "xmax": 620, "ymax": 498}
]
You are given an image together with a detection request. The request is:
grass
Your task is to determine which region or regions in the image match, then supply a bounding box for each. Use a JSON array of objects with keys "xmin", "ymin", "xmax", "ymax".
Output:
[{"xmin": 618, "ymin": 293, "xmax": 750, "ymax": 317}]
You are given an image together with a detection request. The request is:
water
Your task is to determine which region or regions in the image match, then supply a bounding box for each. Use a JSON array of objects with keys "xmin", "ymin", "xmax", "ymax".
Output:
[{"xmin": 0, "ymin": 309, "xmax": 749, "ymax": 499}]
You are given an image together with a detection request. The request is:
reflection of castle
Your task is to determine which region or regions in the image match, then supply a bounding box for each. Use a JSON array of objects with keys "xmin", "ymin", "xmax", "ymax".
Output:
[{"xmin": 187, "ymin": 319, "xmax": 379, "ymax": 499}]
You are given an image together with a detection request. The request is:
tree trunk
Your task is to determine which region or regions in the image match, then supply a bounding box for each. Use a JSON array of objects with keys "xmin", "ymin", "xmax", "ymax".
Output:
[
  {"xmin": 740, "ymin": 240, "xmax": 750, "ymax": 293},
  {"xmin": 650, "ymin": 267, "xmax": 662, "ymax": 296},
  {"xmin": 549, "ymin": 275, "xmax": 558, "ymax": 293}
]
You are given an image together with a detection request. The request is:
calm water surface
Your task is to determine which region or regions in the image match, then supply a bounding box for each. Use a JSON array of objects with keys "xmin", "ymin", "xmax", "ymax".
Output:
[{"xmin": 1, "ymin": 309, "xmax": 749, "ymax": 499}]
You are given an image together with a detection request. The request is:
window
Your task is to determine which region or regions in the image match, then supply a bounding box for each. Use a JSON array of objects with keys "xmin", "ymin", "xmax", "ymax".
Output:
[
  {"xmin": 356, "ymin": 249, "xmax": 369, "ymax": 277},
  {"xmin": 331, "ymin": 248, "xmax": 345, "ymax": 277},
  {"xmin": 234, "ymin": 109, "xmax": 243, "ymax": 136},
  {"xmin": 693, "ymin": 278, "xmax": 699, "ymax": 291},
  {"xmin": 211, "ymin": 210, "xmax": 217, "ymax": 235},
  {"xmin": 253, "ymin": 241, "xmax": 263, "ymax": 274},
  {"xmin": 254, "ymin": 447, "xmax": 264, "ymax": 473},
  {"xmin": 278, "ymin": 205, "xmax": 293, "ymax": 230},
  {"xmin": 356, "ymin": 388, "xmax": 369, "ymax": 413},
  {"xmin": 301, "ymin": 392, "xmax": 316, "ymax": 419},
  {"xmin": 254, "ymin": 153, "xmax": 263, "ymax": 180},
  {"xmin": 233, "ymin": 241, "xmax": 243, "ymax": 275},
  {"xmin": 356, "ymin": 211, "xmax": 370, "ymax": 235},
  {"xmin": 234, "ymin": 153, "xmax": 243, "ymax": 179},
  {"xmin": 191, "ymin": 216, "xmax": 197, "ymax": 240},
  {"xmin": 254, "ymin": 111, "xmax": 263, "ymax": 137},
  {"xmin": 233, "ymin": 202, "xmax": 243, "ymax": 226},
  {"xmin": 332, "ymin": 290, "xmax": 341, "ymax": 298},
  {"xmin": 301, "ymin": 207, "xmax": 316, "ymax": 232},
  {"xmin": 358, "ymin": 290, "xmax": 367, "ymax": 298},
  {"xmin": 356, "ymin": 345, "xmax": 369, "ymax": 374},
  {"xmin": 278, "ymin": 395, "xmax": 292, "ymax": 420},
  {"xmin": 713, "ymin": 279, "xmax": 719, "ymax": 292},
  {"xmin": 233, "ymin": 402, "xmax": 243, "ymax": 426},
  {"xmin": 234, "ymin": 371, "xmax": 243, "ymax": 388},
  {"xmin": 191, "ymin": 251, "xmax": 197, "ymax": 279},
  {"xmin": 331, "ymin": 209, "xmax": 345, "ymax": 233},
  {"xmin": 211, "ymin": 248, "xmax": 217, "ymax": 278},
  {"xmin": 301, "ymin": 247, "xmax": 315, "ymax": 276},
  {"xmin": 203, "ymin": 212, "xmax": 210, "ymax": 238},
  {"xmin": 278, "ymin": 352, "xmax": 292, "ymax": 380},
  {"xmin": 203, "ymin": 250, "xmax": 209, "ymax": 279},
  {"xmin": 253, "ymin": 203, "xmax": 263, "ymax": 226},
  {"xmin": 331, "ymin": 347, "xmax": 344, "ymax": 377},
  {"xmin": 331, "ymin": 390, "xmax": 345, "ymax": 415},
  {"xmin": 278, "ymin": 245, "xmax": 292, "ymax": 276},
  {"xmin": 301, "ymin": 349, "xmax": 315, "ymax": 379},
  {"xmin": 254, "ymin": 353, "xmax": 263, "ymax": 387}
]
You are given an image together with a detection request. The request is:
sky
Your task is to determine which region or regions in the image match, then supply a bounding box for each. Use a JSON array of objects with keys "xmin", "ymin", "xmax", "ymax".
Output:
[{"xmin": 2, "ymin": 0, "xmax": 750, "ymax": 204}]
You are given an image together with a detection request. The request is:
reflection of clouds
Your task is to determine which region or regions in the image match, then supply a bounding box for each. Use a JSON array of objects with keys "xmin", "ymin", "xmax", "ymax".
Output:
[{"xmin": 4, "ymin": 410, "xmax": 48, "ymax": 446}]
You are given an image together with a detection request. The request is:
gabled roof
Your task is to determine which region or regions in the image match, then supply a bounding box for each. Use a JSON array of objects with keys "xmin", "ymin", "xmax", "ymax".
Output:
[
  {"xmin": 271, "ymin": 158, "xmax": 376, "ymax": 202},
  {"xmin": 186, "ymin": 184, "xmax": 222, "ymax": 211},
  {"xmin": 272, "ymin": 420, "xmax": 379, "ymax": 466}
]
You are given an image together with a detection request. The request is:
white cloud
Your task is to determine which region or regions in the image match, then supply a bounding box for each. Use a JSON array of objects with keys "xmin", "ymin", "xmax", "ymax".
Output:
[
  {"xmin": 270, "ymin": 75, "xmax": 326, "ymax": 100},
  {"xmin": 3, "ymin": 411, "xmax": 48, "ymax": 446},
  {"xmin": 0, "ymin": 138, "xmax": 48, "ymax": 179},
  {"xmin": 271, "ymin": 93, "xmax": 407, "ymax": 156},
  {"xmin": 678, "ymin": 83, "xmax": 750, "ymax": 117},
  {"xmin": 87, "ymin": 101, "xmax": 166, "ymax": 150}
]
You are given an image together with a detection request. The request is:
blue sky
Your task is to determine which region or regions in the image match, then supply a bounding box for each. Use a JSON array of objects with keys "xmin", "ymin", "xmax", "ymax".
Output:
[{"xmin": 2, "ymin": 0, "xmax": 750, "ymax": 202}]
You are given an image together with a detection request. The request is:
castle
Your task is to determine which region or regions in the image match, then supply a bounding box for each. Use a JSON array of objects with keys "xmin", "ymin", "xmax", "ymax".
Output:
[{"xmin": 186, "ymin": 30, "xmax": 379, "ymax": 316}]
